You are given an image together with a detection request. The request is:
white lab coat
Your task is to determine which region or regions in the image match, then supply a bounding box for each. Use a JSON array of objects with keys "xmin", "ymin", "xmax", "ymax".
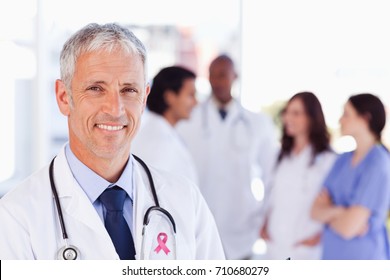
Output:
[
  {"xmin": 177, "ymin": 98, "xmax": 278, "ymax": 259},
  {"xmin": 0, "ymin": 146, "xmax": 224, "ymax": 260},
  {"xmin": 265, "ymin": 146, "xmax": 336, "ymax": 260},
  {"xmin": 132, "ymin": 111, "xmax": 199, "ymax": 185}
]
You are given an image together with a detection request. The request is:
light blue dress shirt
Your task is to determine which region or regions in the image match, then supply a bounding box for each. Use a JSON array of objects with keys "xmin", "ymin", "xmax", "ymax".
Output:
[{"xmin": 65, "ymin": 144, "xmax": 134, "ymax": 232}]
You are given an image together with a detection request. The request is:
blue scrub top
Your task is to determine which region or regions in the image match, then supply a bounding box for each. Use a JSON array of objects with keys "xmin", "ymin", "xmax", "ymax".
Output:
[{"xmin": 322, "ymin": 144, "xmax": 390, "ymax": 260}]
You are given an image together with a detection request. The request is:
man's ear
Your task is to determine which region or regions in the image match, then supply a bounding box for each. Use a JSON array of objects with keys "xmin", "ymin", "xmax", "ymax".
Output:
[
  {"xmin": 141, "ymin": 83, "xmax": 151, "ymax": 113},
  {"xmin": 55, "ymin": 79, "xmax": 71, "ymax": 116}
]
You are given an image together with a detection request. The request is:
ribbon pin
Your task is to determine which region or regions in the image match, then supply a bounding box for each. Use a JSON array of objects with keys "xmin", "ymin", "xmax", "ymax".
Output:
[{"xmin": 154, "ymin": 232, "xmax": 170, "ymax": 255}]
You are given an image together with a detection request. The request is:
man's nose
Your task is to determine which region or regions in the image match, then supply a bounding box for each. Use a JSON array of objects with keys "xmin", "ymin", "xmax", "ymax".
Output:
[{"xmin": 103, "ymin": 91, "xmax": 124, "ymax": 117}]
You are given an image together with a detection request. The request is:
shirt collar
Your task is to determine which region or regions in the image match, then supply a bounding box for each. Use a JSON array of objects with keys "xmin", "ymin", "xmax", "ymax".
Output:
[
  {"xmin": 65, "ymin": 144, "xmax": 133, "ymax": 203},
  {"xmin": 211, "ymin": 95, "xmax": 234, "ymax": 112}
]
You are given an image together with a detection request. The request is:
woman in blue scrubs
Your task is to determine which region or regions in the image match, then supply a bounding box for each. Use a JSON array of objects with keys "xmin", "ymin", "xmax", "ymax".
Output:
[{"xmin": 311, "ymin": 93, "xmax": 390, "ymax": 259}]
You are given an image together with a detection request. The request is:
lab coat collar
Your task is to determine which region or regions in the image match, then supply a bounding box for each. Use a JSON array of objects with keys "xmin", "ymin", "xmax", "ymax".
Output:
[{"xmin": 207, "ymin": 97, "xmax": 241, "ymax": 122}]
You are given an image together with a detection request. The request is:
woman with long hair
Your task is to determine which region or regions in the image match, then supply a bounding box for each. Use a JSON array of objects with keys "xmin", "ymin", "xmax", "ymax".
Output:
[
  {"xmin": 261, "ymin": 92, "xmax": 336, "ymax": 259},
  {"xmin": 311, "ymin": 93, "xmax": 390, "ymax": 259}
]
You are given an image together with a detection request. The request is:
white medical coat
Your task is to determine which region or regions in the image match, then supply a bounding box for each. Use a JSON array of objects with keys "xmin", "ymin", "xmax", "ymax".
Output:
[
  {"xmin": 0, "ymin": 146, "xmax": 224, "ymax": 260},
  {"xmin": 265, "ymin": 146, "xmax": 336, "ymax": 259},
  {"xmin": 177, "ymin": 98, "xmax": 278, "ymax": 259},
  {"xmin": 132, "ymin": 111, "xmax": 199, "ymax": 185}
]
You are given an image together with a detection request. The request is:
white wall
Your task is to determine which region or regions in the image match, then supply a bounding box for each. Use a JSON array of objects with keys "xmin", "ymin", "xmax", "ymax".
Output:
[{"xmin": 241, "ymin": 0, "xmax": 390, "ymax": 149}]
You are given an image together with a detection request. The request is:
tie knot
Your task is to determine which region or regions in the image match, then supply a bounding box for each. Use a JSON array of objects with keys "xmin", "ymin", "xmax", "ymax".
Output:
[
  {"xmin": 99, "ymin": 186, "xmax": 127, "ymax": 212},
  {"xmin": 219, "ymin": 108, "xmax": 227, "ymax": 120}
]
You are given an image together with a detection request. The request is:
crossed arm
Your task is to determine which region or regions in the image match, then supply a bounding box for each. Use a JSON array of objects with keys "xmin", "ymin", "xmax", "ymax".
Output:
[{"xmin": 311, "ymin": 189, "xmax": 370, "ymax": 240}]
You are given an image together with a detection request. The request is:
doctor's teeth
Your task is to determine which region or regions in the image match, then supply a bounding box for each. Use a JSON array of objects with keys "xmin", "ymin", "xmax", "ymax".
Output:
[{"xmin": 96, "ymin": 124, "xmax": 124, "ymax": 131}]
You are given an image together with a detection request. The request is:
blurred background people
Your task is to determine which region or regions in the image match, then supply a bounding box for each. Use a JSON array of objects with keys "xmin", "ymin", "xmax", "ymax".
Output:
[
  {"xmin": 132, "ymin": 66, "xmax": 198, "ymax": 184},
  {"xmin": 312, "ymin": 93, "xmax": 390, "ymax": 260},
  {"xmin": 260, "ymin": 92, "xmax": 336, "ymax": 259},
  {"xmin": 177, "ymin": 54, "xmax": 278, "ymax": 259}
]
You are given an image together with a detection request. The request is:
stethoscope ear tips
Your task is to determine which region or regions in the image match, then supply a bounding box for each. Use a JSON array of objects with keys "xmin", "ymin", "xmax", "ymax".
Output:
[{"xmin": 58, "ymin": 245, "xmax": 80, "ymax": 260}]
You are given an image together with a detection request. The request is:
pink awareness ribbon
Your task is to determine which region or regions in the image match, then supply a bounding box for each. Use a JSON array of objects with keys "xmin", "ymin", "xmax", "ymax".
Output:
[{"xmin": 154, "ymin": 232, "xmax": 171, "ymax": 255}]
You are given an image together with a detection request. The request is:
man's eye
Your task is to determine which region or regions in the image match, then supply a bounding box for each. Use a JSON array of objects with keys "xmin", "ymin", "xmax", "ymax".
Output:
[
  {"xmin": 87, "ymin": 86, "xmax": 102, "ymax": 91},
  {"xmin": 122, "ymin": 88, "xmax": 137, "ymax": 94}
]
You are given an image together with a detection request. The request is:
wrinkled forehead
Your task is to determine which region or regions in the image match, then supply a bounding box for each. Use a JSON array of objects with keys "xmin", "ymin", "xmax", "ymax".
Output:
[
  {"xmin": 77, "ymin": 46, "xmax": 146, "ymax": 80},
  {"xmin": 74, "ymin": 50, "xmax": 146, "ymax": 83}
]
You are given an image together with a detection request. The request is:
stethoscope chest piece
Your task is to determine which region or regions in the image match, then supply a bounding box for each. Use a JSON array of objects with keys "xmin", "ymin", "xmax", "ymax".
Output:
[{"xmin": 58, "ymin": 245, "xmax": 80, "ymax": 260}]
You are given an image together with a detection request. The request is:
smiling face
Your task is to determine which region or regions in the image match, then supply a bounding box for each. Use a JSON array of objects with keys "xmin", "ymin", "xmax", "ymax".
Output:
[{"xmin": 56, "ymin": 48, "xmax": 150, "ymax": 164}]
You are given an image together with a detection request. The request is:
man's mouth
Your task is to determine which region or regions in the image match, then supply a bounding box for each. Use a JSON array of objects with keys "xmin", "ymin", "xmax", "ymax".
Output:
[{"xmin": 96, "ymin": 124, "xmax": 126, "ymax": 131}]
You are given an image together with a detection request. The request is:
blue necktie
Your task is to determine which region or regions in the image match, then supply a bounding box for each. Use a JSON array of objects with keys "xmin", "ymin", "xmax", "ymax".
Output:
[
  {"xmin": 219, "ymin": 108, "xmax": 227, "ymax": 120},
  {"xmin": 99, "ymin": 186, "xmax": 136, "ymax": 260}
]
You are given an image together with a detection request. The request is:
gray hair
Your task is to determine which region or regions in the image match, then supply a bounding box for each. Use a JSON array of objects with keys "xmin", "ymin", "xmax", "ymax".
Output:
[{"xmin": 60, "ymin": 23, "xmax": 147, "ymax": 93}]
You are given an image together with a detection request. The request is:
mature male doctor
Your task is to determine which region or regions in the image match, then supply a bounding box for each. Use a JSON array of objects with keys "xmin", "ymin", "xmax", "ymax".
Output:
[
  {"xmin": 132, "ymin": 66, "xmax": 198, "ymax": 185},
  {"xmin": 177, "ymin": 55, "xmax": 278, "ymax": 259},
  {"xmin": 0, "ymin": 23, "xmax": 224, "ymax": 260}
]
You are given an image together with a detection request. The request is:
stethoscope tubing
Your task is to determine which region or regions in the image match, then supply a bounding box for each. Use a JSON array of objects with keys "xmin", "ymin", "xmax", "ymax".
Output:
[
  {"xmin": 49, "ymin": 154, "xmax": 176, "ymax": 259},
  {"xmin": 49, "ymin": 158, "xmax": 68, "ymax": 240}
]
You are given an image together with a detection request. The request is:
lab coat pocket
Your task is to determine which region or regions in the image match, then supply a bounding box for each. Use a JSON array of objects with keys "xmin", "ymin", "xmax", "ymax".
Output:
[{"xmin": 141, "ymin": 212, "xmax": 176, "ymax": 260}]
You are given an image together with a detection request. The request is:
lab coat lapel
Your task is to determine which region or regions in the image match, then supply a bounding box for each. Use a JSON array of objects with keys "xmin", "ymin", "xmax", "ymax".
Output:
[
  {"xmin": 224, "ymin": 100, "xmax": 240, "ymax": 126},
  {"xmin": 132, "ymin": 156, "xmax": 159, "ymax": 260},
  {"xmin": 53, "ymin": 147, "xmax": 118, "ymax": 258}
]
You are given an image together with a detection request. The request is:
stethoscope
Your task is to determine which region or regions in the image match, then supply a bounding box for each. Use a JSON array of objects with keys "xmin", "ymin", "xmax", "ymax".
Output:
[
  {"xmin": 49, "ymin": 154, "xmax": 176, "ymax": 260},
  {"xmin": 201, "ymin": 98, "xmax": 252, "ymax": 151}
]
